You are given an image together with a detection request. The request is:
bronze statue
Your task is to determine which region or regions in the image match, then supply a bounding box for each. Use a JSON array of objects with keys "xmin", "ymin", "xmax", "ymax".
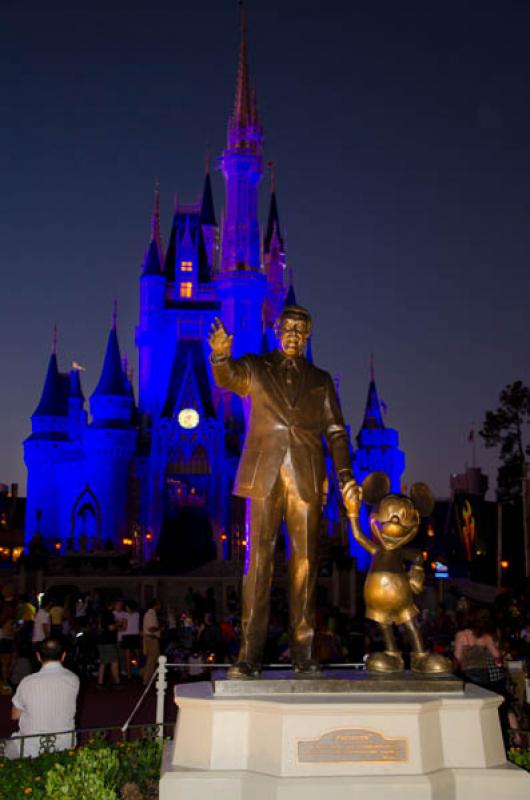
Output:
[
  {"xmin": 208, "ymin": 305, "xmax": 356, "ymax": 678},
  {"xmin": 342, "ymin": 473, "xmax": 452, "ymax": 674}
]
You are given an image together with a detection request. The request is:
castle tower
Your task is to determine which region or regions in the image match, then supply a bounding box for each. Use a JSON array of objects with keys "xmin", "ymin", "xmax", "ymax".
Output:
[
  {"xmin": 24, "ymin": 334, "xmax": 71, "ymax": 544},
  {"xmin": 200, "ymin": 166, "xmax": 217, "ymax": 271},
  {"xmin": 352, "ymin": 360, "xmax": 406, "ymax": 569},
  {"xmin": 263, "ymin": 163, "xmax": 286, "ymax": 330},
  {"xmin": 216, "ymin": 4, "xmax": 266, "ymax": 357},
  {"xmin": 137, "ymin": 184, "xmax": 166, "ymax": 417},
  {"xmin": 86, "ymin": 313, "xmax": 137, "ymax": 545}
]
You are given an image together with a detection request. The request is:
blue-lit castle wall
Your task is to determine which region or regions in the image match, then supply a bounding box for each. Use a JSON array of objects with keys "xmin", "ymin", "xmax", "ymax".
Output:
[{"xmin": 24, "ymin": 27, "xmax": 406, "ymax": 566}]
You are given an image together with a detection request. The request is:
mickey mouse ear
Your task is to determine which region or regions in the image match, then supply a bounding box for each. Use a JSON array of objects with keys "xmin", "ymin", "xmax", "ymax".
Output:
[
  {"xmin": 410, "ymin": 482, "xmax": 435, "ymax": 517},
  {"xmin": 361, "ymin": 472, "xmax": 391, "ymax": 506}
]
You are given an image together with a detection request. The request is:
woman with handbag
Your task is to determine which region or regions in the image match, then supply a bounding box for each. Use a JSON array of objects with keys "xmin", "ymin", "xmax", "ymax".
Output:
[{"xmin": 454, "ymin": 609, "xmax": 520, "ymax": 747}]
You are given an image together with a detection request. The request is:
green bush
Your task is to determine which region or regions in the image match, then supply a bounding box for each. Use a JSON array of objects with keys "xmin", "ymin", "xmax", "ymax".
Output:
[
  {"xmin": 508, "ymin": 747, "xmax": 530, "ymax": 772},
  {"xmin": 45, "ymin": 747, "xmax": 119, "ymax": 800},
  {"xmin": 0, "ymin": 737, "xmax": 163, "ymax": 799}
]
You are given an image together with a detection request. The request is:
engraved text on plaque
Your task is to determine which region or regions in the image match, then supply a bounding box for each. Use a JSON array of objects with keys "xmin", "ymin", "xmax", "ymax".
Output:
[{"xmin": 298, "ymin": 727, "xmax": 408, "ymax": 763}]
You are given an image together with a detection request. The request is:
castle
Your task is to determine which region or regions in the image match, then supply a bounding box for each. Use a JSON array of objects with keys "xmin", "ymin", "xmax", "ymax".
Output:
[{"xmin": 23, "ymin": 11, "xmax": 405, "ymax": 572}]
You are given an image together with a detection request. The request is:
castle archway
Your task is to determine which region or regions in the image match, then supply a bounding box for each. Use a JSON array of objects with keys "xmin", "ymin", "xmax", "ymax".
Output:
[{"xmin": 71, "ymin": 486, "xmax": 101, "ymax": 551}]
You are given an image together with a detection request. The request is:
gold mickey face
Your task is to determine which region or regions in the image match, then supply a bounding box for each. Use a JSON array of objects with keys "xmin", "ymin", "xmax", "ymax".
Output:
[{"xmin": 370, "ymin": 495, "xmax": 420, "ymax": 550}]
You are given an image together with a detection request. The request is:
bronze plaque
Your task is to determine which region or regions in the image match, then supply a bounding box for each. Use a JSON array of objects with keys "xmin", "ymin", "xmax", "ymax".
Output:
[{"xmin": 298, "ymin": 727, "xmax": 408, "ymax": 763}]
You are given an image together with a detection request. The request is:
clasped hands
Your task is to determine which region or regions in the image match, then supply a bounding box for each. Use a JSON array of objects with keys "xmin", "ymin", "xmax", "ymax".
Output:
[{"xmin": 341, "ymin": 479, "xmax": 362, "ymax": 517}]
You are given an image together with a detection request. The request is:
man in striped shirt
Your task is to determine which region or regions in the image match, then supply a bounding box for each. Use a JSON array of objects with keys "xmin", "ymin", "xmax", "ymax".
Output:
[{"xmin": 7, "ymin": 637, "xmax": 79, "ymax": 758}]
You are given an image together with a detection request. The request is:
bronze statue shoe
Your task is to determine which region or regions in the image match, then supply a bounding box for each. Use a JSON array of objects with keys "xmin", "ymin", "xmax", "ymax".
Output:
[
  {"xmin": 366, "ymin": 651, "xmax": 404, "ymax": 673},
  {"xmin": 293, "ymin": 658, "xmax": 321, "ymax": 675},
  {"xmin": 227, "ymin": 661, "xmax": 261, "ymax": 680},
  {"xmin": 411, "ymin": 652, "xmax": 452, "ymax": 674}
]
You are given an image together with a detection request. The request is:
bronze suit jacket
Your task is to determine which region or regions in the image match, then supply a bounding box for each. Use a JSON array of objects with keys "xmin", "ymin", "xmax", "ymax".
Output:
[{"xmin": 211, "ymin": 349, "xmax": 352, "ymax": 501}]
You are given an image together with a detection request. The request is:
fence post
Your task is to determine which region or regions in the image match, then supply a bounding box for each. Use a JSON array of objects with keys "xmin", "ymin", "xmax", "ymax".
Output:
[{"xmin": 156, "ymin": 655, "xmax": 167, "ymax": 738}]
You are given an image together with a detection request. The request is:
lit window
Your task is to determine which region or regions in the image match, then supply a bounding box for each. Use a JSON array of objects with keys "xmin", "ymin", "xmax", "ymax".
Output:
[
  {"xmin": 181, "ymin": 261, "xmax": 193, "ymax": 272},
  {"xmin": 180, "ymin": 282, "xmax": 193, "ymax": 298}
]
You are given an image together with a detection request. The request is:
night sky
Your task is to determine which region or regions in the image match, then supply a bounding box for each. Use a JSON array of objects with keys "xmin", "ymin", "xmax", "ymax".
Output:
[{"xmin": 1, "ymin": 0, "xmax": 529, "ymax": 497}]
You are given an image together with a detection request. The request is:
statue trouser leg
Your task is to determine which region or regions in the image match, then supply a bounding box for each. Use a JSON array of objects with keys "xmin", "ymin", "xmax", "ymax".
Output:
[
  {"xmin": 283, "ymin": 456, "xmax": 322, "ymax": 666},
  {"xmin": 366, "ymin": 624, "xmax": 404, "ymax": 672},
  {"xmin": 381, "ymin": 623, "xmax": 399, "ymax": 654},
  {"xmin": 404, "ymin": 618, "xmax": 453, "ymax": 674},
  {"xmin": 403, "ymin": 619, "xmax": 425, "ymax": 653},
  {"xmin": 238, "ymin": 481, "xmax": 284, "ymax": 667}
]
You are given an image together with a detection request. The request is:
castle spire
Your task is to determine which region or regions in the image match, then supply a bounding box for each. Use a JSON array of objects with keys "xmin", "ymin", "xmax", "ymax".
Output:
[
  {"xmin": 231, "ymin": 1, "xmax": 252, "ymax": 131},
  {"xmin": 200, "ymin": 169, "xmax": 217, "ymax": 226},
  {"xmin": 264, "ymin": 163, "xmax": 284, "ymax": 253},
  {"xmin": 150, "ymin": 178, "xmax": 163, "ymax": 262},
  {"xmin": 92, "ymin": 310, "xmax": 128, "ymax": 398},
  {"xmin": 285, "ymin": 269, "xmax": 296, "ymax": 306},
  {"xmin": 32, "ymin": 350, "xmax": 68, "ymax": 418},
  {"xmin": 361, "ymin": 361, "xmax": 385, "ymax": 431}
]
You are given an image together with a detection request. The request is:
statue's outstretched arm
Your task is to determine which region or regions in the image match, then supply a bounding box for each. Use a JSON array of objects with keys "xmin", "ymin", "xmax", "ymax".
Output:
[{"xmin": 342, "ymin": 480, "xmax": 378, "ymax": 556}]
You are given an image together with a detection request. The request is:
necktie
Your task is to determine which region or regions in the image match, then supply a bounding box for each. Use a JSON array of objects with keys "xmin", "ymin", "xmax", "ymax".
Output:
[{"xmin": 281, "ymin": 358, "xmax": 299, "ymax": 404}]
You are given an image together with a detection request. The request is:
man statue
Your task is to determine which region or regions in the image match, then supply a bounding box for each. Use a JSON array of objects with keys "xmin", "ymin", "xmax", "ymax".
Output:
[{"xmin": 208, "ymin": 305, "xmax": 356, "ymax": 678}]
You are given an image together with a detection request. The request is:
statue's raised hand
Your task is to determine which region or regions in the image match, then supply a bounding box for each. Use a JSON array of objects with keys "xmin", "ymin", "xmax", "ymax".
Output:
[{"xmin": 208, "ymin": 317, "xmax": 233, "ymax": 360}]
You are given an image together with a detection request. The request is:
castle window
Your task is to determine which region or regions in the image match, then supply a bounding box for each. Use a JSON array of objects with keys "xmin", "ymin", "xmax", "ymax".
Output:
[
  {"xmin": 181, "ymin": 261, "xmax": 193, "ymax": 271},
  {"xmin": 180, "ymin": 282, "xmax": 193, "ymax": 298}
]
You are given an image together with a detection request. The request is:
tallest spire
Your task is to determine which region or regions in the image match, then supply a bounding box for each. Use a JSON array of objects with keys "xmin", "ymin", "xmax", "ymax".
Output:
[
  {"xmin": 231, "ymin": 1, "xmax": 252, "ymax": 130},
  {"xmin": 228, "ymin": 1, "xmax": 262, "ymax": 148}
]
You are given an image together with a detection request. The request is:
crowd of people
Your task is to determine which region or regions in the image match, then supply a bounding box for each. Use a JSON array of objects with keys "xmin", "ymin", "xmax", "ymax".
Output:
[{"xmin": 0, "ymin": 582, "xmax": 529, "ymax": 755}]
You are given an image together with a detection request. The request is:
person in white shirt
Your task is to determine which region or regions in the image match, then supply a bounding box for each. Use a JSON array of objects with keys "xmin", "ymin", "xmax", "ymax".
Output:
[
  {"xmin": 7, "ymin": 637, "xmax": 80, "ymax": 758},
  {"xmin": 32, "ymin": 598, "xmax": 53, "ymax": 650},
  {"xmin": 122, "ymin": 600, "xmax": 141, "ymax": 680},
  {"xmin": 142, "ymin": 599, "xmax": 161, "ymax": 686}
]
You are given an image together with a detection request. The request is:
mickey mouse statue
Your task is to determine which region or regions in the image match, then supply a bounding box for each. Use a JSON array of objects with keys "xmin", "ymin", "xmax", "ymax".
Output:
[{"xmin": 342, "ymin": 473, "xmax": 452, "ymax": 674}]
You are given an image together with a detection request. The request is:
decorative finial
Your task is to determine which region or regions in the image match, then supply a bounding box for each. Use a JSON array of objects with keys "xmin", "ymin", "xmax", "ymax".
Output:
[
  {"xmin": 112, "ymin": 299, "xmax": 118, "ymax": 330},
  {"xmin": 52, "ymin": 324, "xmax": 57, "ymax": 355},
  {"xmin": 205, "ymin": 144, "xmax": 211, "ymax": 174},
  {"xmin": 267, "ymin": 161, "xmax": 276, "ymax": 194},
  {"xmin": 370, "ymin": 353, "xmax": 375, "ymax": 382}
]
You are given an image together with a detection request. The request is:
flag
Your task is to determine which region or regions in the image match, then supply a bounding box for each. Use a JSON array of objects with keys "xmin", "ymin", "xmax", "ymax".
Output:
[{"xmin": 467, "ymin": 429, "xmax": 475, "ymax": 443}]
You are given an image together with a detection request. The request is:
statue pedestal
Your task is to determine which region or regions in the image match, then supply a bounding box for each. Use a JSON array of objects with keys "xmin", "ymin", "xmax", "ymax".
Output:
[{"xmin": 159, "ymin": 674, "xmax": 530, "ymax": 799}]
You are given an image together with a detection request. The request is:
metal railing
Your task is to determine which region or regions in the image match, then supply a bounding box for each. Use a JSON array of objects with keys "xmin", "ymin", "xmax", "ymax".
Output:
[
  {"xmin": 121, "ymin": 656, "xmax": 367, "ymax": 737},
  {"xmin": 0, "ymin": 722, "xmax": 168, "ymax": 761}
]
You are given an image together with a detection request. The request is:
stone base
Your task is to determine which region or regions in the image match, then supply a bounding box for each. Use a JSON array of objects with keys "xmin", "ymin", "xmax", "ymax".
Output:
[
  {"xmin": 160, "ymin": 757, "xmax": 529, "ymax": 800},
  {"xmin": 212, "ymin": 669, "xmax": 463, "ymax": 696},
  {"xmin": 160, "ymin": 679, "xmax": 530, "ymax": 799}
]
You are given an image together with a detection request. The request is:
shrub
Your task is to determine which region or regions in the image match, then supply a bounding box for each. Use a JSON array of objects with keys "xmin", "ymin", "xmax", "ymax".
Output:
[
  {"xmin": 508, "ymin": 747, "xmax": 530, "ymax": 772},
  {"xmin": 0, "ymin": 737, "xmax": 163, "ymax": 799},
  {"xmin": 45, "ymin": 747, "xmax": 119, "ymax": 800}
]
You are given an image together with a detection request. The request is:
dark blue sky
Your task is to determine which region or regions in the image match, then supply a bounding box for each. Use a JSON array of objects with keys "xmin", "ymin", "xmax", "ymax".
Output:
[{"xmin": 1, "ymin": 0, "xmax": 529, "ymax": 497}]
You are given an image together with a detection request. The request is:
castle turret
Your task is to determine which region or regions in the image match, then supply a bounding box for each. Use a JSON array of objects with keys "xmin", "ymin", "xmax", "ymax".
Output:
[
  {"xmin": 24, "ymin": 333, "xmax": 72, "ymax": 544},
  {"xmin": 137, "ymin": 185, "xmax": 166, "ymax": 415},
  {"xmin": 68, "ymin": 367, "xmax": 86, "ymax": 439},
  {"xmin": 217, "ymin": 4, "xmax": 266, "ymax": 356},
  {"xmin": 200, "ymin": 167, "xmax": 217, "ymax": 271},
  {"xmin": 90, "ymin": 316, "xmax": 133, "ymax": 425},
  {"xmin": 263, "ymin": 164, "xmax": 286, "ymax": 328},
  {"xmin": 352, "ymin": 360, "xmax": 405, "ymax": 568},
  {"xmin": 87, "ymin": 315, "xmax": 136, "ymax": 545}
]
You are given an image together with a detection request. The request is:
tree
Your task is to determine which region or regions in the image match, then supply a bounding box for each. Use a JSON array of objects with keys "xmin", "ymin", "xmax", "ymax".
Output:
[{"xmin": 480, "ymin": 381, "xmax": 530, "ymax": 502}]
